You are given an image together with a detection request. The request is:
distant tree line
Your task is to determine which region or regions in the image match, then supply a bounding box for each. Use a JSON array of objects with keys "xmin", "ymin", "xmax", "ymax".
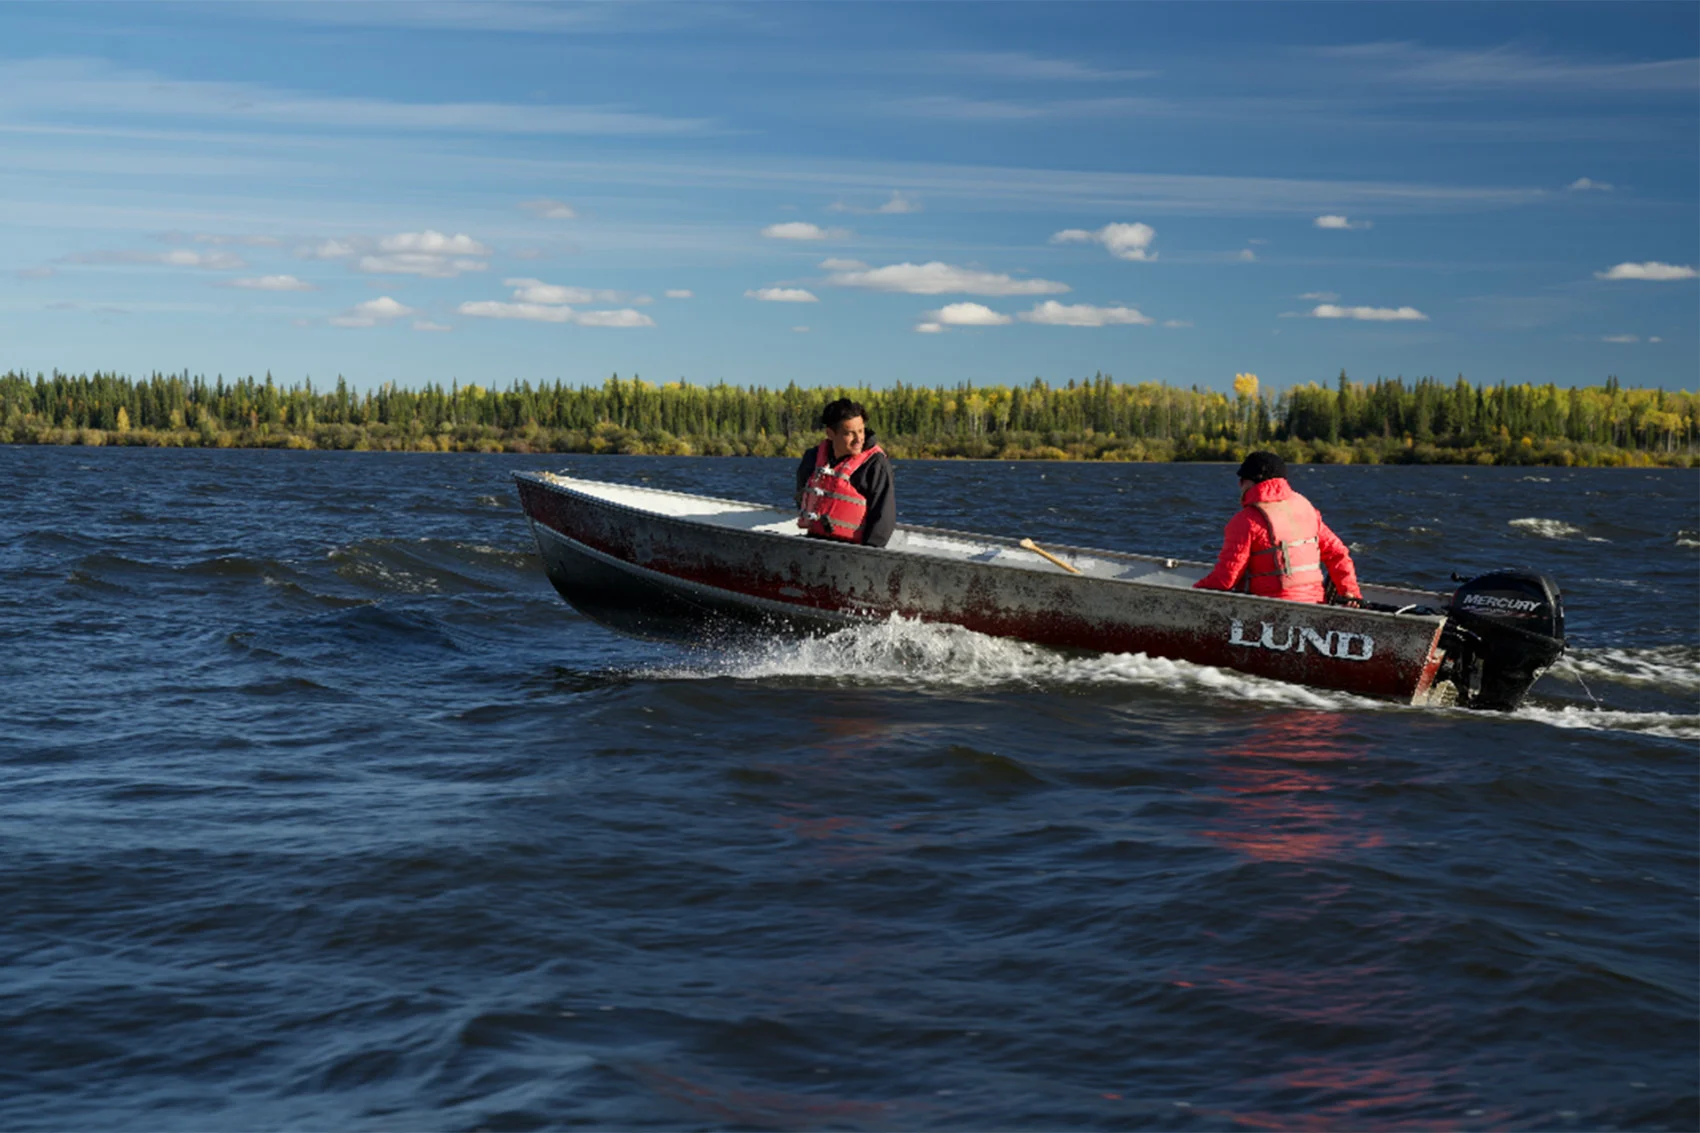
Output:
[{"xmin": 0, "ymin": 368, "xmax": 1693, "ymax": 467}]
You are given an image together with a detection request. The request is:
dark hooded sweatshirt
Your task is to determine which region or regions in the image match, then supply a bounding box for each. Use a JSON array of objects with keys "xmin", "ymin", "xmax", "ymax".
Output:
[{"xmin": 793, "ymin": 431, "xmax": 896, "ymax": 548}]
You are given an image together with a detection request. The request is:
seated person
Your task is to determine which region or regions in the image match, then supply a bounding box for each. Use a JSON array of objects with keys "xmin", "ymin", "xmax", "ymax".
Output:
[
  {"xmin": 1193, "ymin": 451, "xmax": 1362, "ymax": 604},
  {"xmin": 794, "ymin": 398, "xmax": 895, "ymax": 547}
]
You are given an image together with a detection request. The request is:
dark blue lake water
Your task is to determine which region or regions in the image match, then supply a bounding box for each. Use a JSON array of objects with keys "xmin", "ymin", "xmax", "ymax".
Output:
[{"xmin": 2, "ymin": 446, "xmax": 1695, "ymax": 1131}]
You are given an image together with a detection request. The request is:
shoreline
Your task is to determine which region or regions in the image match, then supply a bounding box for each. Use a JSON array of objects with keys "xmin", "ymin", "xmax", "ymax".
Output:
[{"xmin": 3, "ymin": 428, "xmax": 1692, "ymax": 468}]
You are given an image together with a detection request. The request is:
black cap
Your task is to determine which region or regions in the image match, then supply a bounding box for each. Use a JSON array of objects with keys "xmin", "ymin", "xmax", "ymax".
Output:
[{"xmin": 1236, "ymin": 451, "xmax": 1287, "ymax": 483}]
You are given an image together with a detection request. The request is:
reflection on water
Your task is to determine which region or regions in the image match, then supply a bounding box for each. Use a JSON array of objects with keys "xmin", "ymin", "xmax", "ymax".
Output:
[{"xmin": 1202, "ymin": 711, "xmax": 1383, "ymax": 864}]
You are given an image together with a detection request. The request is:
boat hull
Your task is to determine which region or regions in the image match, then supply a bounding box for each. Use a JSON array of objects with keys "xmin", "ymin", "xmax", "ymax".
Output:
[{"xmin": 515, "ymin": 473, "xmax": 1447, "ymax": 703}]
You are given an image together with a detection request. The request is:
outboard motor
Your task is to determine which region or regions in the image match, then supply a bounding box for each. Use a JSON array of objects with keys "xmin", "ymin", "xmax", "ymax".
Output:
[{"xmin": 1438, "ymin": 569, "xmax": 1566, "ymax": 710}]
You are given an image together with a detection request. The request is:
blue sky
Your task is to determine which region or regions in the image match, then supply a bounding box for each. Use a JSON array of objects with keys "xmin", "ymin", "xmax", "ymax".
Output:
[{"xmin": 2, "ymin": 1, "xmax": 1695, "ymax": 394}]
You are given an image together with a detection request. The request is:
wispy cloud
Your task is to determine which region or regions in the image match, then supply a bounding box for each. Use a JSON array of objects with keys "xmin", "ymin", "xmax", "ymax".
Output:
[
  {"xmin": 828, "ymin": 191, "xmax": 921, "ymax": 215},
  {"xmin": 1237, "ymin": 248, "xmax": 1257, "ymax": 262},
  {"xmin": 1, "ymin": 57, "xmax": 717, "ymax": 136},
  {"xmin": 1566, "ymin": 177, "xmax": 1613, "ymax": 192},
  {"xmin": 1601, "ymin": 334, "xmax": 1640, "ymax": 343},
  {"xmin": 62, "ymin": 248, "xmax": 246, "ymax": 270},
  {"xmin": 331, "ymin": 295, "xmax": 414, "ymax": 328},
  {"xmin": 825, "ymin": 260, "xmax": 1069, "ymax": 296},
  {"xmin": 1163, "ymin": 319, "xmax": 1192, "ymax": 329},
  {"xmin": 1595, "ymin": 261, "xmax": 1696, "ymax": 281},
  {"xmin": 413, "ymin": 320, "xmax": 452, "ymax": 332},
  {"xmin": 891, "ymin": 94, "xmax": 1161, "ymax": 121},
  {"xmin": 665, "ymin": 289, "xmax": 693, "ymax": 299},
  {"xmin": 1314, "ymin": 42, "xmax": 1699, "ymax": 93},
  {"xmin": 1019, "ymin": 300, "xmax": 1153, "ymax": 327},
  {"xmin": 761, "ymin": 222, "xmax": 850, "ymax": 241},
  {"xmin": 227, "ymin": 274, "xmax": 314, "ymax": 291},
  {"xmin": 1298, "ymin": 291, "xmax": 1339, "ymax": 301},
  {"xmin": 519, "ymin": 198, "xmax": 577, "ymax": 218},
  {"xmin": 1051, "ymin": 222, "xmax": 1157, "ymax": 261},
  {"xmin": 914, "ymin": 51, "xmax": 1155, "ymax": 83},
  {"xmin": 745, "ymin": 287, "xmax": 819, "ymax": 302},
  {"xmin": 1314, "ymin": 215, "xmax": 1371, "ymax": 230}
]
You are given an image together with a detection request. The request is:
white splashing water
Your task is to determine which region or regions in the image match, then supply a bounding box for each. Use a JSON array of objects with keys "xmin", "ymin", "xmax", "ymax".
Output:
[
  {"xmin": 1512, "ymin": 704, "xmax": 1700, "ymax": 741},
  {"xmin": 644, "ymin": 615, "xmax": 1375, "ymax": 710},
  {"xmin": 1509, "ymin": 517, "xmax": 1609, "ymax": 542},
  {"xmin": 1553, "ymin": 646, "xmax": 1700, "ymax": 692}
]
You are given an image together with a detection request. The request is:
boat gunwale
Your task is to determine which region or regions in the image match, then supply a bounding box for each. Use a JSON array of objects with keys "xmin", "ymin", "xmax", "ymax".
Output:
[{"xmin": 513, "ymin": 469, "xmax": 1449, "ymax": 625}]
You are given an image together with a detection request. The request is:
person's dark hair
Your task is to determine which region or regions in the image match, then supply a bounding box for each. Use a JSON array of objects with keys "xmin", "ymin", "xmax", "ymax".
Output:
[
  {"xmin": 1236, "ymin": 451, "xmax": 1287, "ymax": 483},
  {"xmin": 821, "ymin": 398, "xmax": 867, "ymax": 428}
]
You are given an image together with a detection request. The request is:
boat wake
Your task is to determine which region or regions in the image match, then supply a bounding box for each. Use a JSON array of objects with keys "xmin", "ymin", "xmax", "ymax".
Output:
[
  {"xmin": 644, "ymin": 619, "xmax": 1700, "ymax": 737},
  {"xmin": 1553, "ymin": 645, "xmax": 1700, "ymax": 692}
]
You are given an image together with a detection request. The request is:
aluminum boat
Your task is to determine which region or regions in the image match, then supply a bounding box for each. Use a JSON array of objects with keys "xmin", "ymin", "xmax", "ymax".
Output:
[{"xmin": 514, "ymin": 471, "xmax": 1566, "ymax": 709}]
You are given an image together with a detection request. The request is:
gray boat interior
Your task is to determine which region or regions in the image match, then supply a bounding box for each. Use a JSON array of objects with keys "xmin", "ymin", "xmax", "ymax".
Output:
[{"xmin": 526, "ymin": 472, "xmax": 1445, "ymax": 610}]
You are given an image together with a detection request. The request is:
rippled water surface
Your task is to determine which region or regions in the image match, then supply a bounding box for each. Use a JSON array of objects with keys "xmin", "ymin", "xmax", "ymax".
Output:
[{"xmin": 2, "ymin": 447, "xmax": 1696, "ymax": 1131}]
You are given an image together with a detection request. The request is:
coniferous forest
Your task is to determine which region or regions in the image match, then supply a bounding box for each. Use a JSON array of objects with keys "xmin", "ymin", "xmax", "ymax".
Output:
[{"xmin": 1, "ymin": 368, "xmax": 1694, "ymax": 466}]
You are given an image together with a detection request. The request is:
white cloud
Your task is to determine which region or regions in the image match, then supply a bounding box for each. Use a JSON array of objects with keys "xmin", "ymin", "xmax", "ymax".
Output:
[
  {"xmin": 459, "ymin": 300, "xmax": 573, "ymax": 323},
  {"xmin": 457, "ymin": 300, "xmax": 654, "ymax": 327},
  {"xmin": 761, "ymin": 222, "xmax": 850, "ymax": 241},
  {"xmin": 358, "ymin": 253, "xmax": 488, "ymax": 278},
  {"xmin": 1650, "ymin": 336, "xmax": 1663, "ymax": 343},
  {"xmin": 1163, "ymin": 319, "xmax": 1192, "ymax": 328},
  {"xmin": 1018, "ymin": 300, "xmax": 1153, "ymax": 327},
  {"xmin": 745, "ymin": 287, "xmax": 819, "ymax": 302},
  {"xmin": 1311, "ymin": 303, "xmax": 1428, "ymax": 321},
  {"xmin": 825, "ymin": 261, "xmax": 1068, "ymax": 296},
  {"xmin": 413, "ymin": 320, "xmax": 452, "ymax": 332},
  {"xmin": 1298, "ymin": 291, "xmax": 1339, "ymax": 301},
  {"xmin": 1237, "ymin": 248, "xmax": 1257, "ymax": 262},
  {"xmin": 1051, "ymin": 222, "xmax": 1156, "ymax": 261},
  {"xmin": 665, "ymin": 289, "xmax": 693, "ymax": 299},
  {"xmin": 914, "ymin": 322, "xmax": 944, "ymax": 334},
  {"xmin": 572, "ymin": 308, "xmax": 655, "ymax": 328},
  {"xmin": 1595, "ymin": 261, "xmax": 1697, "ymax": 281},
  {"xmin": 929, "ymin": 302, "xmax": 1012, "ymax": 326},
  {"xmin": 818, "ymin": 257, "xmax": 868, "ymax": 271},
  {"xmin": 1314, "ymin": 214, "xmax": 1371, "ymax": 230},
  {"xmin": 229, "ymin": 274, "xmax": 314, "ymax": 291},
  {"xmin": 829, "ymin": 191, "xmax": 922, "ymax": 215},
  {"xmin": 305, "ymin": 239, "xmax": 356, "ymax": 260},
  {"xmin": 1567, "ymin": 178, "xmax": 1613, "ymax": 192},
  {"xmin": 330, "ymin": 295, "xmax": 414, "ymax": 327},
  {"xmin": 519, "ymin": 198, "xmax": 577, "ymax": 218},
  {"xmin": 379, "ymin": 230, "xmax": 490, "ymax": 256},
  {"xmin": 1601, "ymin": 334, "xmax": 1639, "ymax": 343},
  {"xmin": 349, "ymin": 230, "xmax": 493, "ymax": 277},
  {"xmin": 505, "ymin": 277, "xmax": 627, "ymax": 304}
]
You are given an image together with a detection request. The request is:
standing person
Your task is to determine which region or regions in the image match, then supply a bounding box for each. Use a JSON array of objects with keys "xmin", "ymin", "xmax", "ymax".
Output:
[
  {"xmin": 1193, "ymin": 451, "xmax": 1362, "ymax": 605},
  {"xmin": 795, "ymin": 398, "xmax": 896, "ymax": 548}
]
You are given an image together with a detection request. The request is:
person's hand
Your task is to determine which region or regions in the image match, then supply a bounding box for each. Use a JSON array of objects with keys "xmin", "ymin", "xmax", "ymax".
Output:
[{"xmin": 1339, "ymin": 595, "xmax": 1363, "ymax": 609}]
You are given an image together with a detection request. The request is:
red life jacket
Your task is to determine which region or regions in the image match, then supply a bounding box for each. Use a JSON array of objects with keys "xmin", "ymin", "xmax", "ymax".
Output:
[
  {"xmin": 798, "ymin": 440, "xmax": 882, "ymax": 541},
  {"xmin": 1244, "ymin": 494, "xmax": 1325, "ymax": 601}
]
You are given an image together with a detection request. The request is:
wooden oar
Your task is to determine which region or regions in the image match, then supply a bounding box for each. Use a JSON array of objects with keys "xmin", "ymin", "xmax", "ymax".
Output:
[{"xmin": 1019, "ymin": 537, "xmax": 1082, "ymax": 575}]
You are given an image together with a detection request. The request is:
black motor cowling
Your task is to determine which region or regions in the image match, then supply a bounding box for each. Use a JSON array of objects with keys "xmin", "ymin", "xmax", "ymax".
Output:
[{"xmin": 1439, "ymin": 569, "xmax": 1566, "ymax": 710}]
